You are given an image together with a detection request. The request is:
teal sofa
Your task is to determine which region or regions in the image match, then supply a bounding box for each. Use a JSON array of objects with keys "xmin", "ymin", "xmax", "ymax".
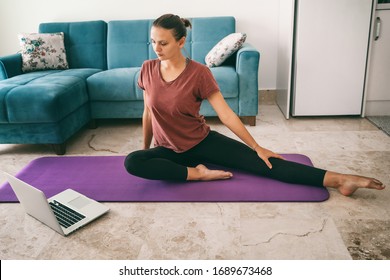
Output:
[{"xmin": 0, "ymin": 17, "xmax": 260, "ymax": 154}]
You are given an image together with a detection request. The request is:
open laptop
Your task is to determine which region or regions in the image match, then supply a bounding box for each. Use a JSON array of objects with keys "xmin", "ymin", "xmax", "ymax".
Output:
[{"xmin": 4, "ymin": 172, "xmax": 110, "ymax": 236}]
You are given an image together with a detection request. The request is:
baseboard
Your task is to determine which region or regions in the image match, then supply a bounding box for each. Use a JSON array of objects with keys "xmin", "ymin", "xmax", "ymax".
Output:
[
  {"xmin": 259, "ymin": 90, "xmax": 277, "ymax": 105},
  {"xmin": 365, "ymin": 101, "xmax": 390, "ymax": 116}
]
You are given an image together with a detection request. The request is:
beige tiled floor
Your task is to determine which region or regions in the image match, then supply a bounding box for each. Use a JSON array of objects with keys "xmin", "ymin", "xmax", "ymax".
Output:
[{"xmin": 1, "ymin": 94, "xmax": 389, "ymax": 259}]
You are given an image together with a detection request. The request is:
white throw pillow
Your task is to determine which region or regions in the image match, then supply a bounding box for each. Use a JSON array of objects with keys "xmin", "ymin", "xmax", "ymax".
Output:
[
  {"xmin": 18, "ymin": 32, "xmax": 69, "ymax": 72},
  {"xmin": 205, "ymin": 33, "xmax": 247, "ymax": 67}
]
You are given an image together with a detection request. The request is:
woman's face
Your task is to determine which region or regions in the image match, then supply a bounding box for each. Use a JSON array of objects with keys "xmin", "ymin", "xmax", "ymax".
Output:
[{"xmin": 151, "ymin": 26, "xmax": 185, "ymax": 61}]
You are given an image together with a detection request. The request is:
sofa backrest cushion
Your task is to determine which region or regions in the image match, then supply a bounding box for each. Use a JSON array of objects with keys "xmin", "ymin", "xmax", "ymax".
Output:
[
  {"xmin": 39, "ymin": 20, "xmax": 107, "ymax": 70},
  {"xmin": 107, "ymin": 16, "xmax": 235, "ymax": 69},
  {"xmin": 107, "ymin": 20, "xmax": 155, "ymax": 69},
  {"xmin": 190, "ymin": 17, "xmax": 235, "ymax": 63}
]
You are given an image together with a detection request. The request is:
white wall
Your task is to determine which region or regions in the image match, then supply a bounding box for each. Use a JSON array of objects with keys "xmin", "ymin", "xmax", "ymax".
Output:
[{"xmin": 0, "ymin": 0, "xmax": 279, "ymax": 89}]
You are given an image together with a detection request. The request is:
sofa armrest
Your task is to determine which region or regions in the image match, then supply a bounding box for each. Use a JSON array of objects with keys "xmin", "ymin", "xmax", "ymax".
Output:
[
  {"xmin": 235, "ymin": 43, "xmax": 260, "ymax": 117},
  {"xmin": 0, "ymin": 54, "xmax": 23, "ymax": 80}
]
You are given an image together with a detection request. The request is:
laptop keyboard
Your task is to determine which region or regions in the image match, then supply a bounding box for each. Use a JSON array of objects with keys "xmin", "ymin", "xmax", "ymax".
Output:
[{"xmin": 49, "ymin": 200, "xmax": 86, "ymax": 228}]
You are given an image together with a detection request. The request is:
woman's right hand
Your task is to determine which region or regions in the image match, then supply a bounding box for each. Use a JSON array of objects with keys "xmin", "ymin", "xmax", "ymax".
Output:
[{"xmin": 254, "ymin": 145, "xmax": 284, "ymax": 169}]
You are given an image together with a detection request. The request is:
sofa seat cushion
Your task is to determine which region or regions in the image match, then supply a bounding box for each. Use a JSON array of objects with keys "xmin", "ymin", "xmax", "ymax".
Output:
[
  {"xmin": 0, "ymin": 68, "xmax": 100, "ymax": 86},
  {"xmin": 0, "ymin": 69, "xmax": 100, "ymax": 123},
  {"xmin": 209, "ymin": 66, "xmax": 238, "ymax": 98},
  {"xmin": 87, "ymin": 68, "xmax": 142, "ymax": 101},
  {"xmin": 88, "ymin": 66, "xmax": 238, "ymax": 103},
  {"xmin": 0, "ymin": 70, "xmax": 62, "ymax": 85},
  {"xmin": 47, "ymin": 68, "xmax": 103, "ymax": 80}
]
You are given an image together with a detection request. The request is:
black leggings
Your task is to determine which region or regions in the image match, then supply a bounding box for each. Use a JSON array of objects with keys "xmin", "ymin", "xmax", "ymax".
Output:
[{"xmin": 124, "ymin": 131, "xmax": 327, "ymax": 187}]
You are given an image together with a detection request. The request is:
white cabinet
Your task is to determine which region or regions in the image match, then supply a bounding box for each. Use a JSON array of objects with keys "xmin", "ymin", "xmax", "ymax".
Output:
[
  {"xmin": 277, "ymin": 0, "xmax": 374, "ymax": 118},
  {"xmin": 365, "ymin": 6, "xmax": 390, "ymax": 116}
]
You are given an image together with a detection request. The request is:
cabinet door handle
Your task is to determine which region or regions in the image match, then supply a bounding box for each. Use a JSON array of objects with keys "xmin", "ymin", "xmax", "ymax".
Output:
[{"xmin": 375, "ymin": 17, "xmax": 381, "ymax": 41}]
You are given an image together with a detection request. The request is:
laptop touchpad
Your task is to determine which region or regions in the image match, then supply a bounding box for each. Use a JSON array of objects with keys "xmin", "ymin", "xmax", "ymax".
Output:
[{"xmin": 68, "ymin": 196, "xmax": 91, "ymax": 209}]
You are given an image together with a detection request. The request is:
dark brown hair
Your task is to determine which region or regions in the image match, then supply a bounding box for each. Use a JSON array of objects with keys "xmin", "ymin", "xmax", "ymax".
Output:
[{"xmin": 152, "ymin": 14, "xmax": 192, "ymax": 41}]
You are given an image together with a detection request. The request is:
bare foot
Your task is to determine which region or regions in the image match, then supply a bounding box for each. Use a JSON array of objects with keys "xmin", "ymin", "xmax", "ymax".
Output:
[
  {"xmin": 187, "ymin": 164, "xmax": 233, "ymax": 181},
  {"xmin": 324, "ymin": 171, "xmax": 386, "ymax": 196}
]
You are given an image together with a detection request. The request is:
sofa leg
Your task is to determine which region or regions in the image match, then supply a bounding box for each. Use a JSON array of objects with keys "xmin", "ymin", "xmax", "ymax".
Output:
[
  {"xmin": 88, "ymin": 119, "xmax": 98, "ymax": 129},
  {"xmin": 241, "ymin": 116, "xmax": 256, "ymax": 126},
  {"xmin": 51, "ymin": 143, "xmax": 66, "ymax": 155}
]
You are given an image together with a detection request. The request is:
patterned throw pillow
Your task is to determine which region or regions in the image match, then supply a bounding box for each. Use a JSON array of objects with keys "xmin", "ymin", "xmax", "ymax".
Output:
[
  {"xmin": 18, "ymin": 32, "xmax": 69, "ymax": 72},
  {"xmin": 205, "ymin": 33, "xmax": 247, "ymax": 67}
]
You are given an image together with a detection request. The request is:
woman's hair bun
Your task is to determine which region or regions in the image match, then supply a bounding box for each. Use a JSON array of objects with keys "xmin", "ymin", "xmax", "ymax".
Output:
[{"xmin": 181, "ymin": 18, "xmax": 192, "ymax": 28}]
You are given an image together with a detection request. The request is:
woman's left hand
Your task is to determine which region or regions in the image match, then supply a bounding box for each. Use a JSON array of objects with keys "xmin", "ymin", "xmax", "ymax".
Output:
[{"xmin": 254, "ymin": 146, "xmax": 284, "ymax": 169}]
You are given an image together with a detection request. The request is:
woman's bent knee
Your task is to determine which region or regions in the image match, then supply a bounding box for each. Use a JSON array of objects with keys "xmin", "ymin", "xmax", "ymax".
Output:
[{"xmin": 124, "ymin": 151, "xmax": 143, "ymax": 175}]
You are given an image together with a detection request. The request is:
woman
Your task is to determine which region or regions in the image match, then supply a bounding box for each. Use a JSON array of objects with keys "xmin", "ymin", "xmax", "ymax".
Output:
[{"xmin": 125, "ymin": 14, "xmax": 385, "ymax": 196}]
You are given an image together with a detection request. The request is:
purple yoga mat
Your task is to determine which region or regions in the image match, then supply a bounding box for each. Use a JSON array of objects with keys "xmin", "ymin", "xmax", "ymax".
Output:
[{"xmin": 0, "ymin": 154, "xmax": 329, "ymax": 202}]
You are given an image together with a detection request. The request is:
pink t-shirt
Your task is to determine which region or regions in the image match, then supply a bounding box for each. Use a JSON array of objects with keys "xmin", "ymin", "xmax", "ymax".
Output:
[{"xmin": 138, "ymin": 59, "xmax": 220, "ymax": 152}]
